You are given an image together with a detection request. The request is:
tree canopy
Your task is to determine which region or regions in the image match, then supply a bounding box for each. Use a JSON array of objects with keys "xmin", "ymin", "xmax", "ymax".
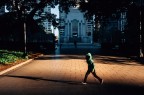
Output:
[
  {"xmin": 78, "ymin": 0, "xmax": 133, "ymax": 19},
  {"xmin": 0, "ymin": 0, "xmax": 137, "ymax": 29}
]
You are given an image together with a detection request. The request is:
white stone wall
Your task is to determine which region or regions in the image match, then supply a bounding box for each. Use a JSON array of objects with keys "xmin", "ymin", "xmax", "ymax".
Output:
[{"xmin": 59, "ymin": 7, "xmax": 93, "ymax": 43}]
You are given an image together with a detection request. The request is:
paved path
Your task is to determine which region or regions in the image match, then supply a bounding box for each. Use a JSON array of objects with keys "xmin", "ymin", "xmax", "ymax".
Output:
[{"xmin": 0, "ymin": 46, "xmax": 144, "ymax": 95}]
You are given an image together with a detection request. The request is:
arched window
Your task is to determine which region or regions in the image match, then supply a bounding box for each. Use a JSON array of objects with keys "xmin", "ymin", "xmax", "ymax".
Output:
[{"xmin": 72, "ymin": 19, "xmax": 78, "ymax": 35}]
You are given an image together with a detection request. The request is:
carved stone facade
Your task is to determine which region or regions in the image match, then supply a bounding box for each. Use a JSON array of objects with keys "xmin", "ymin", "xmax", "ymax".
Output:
[{"xmin": 59, "ymin": 7, "xmax": 93, "ymax": 43}]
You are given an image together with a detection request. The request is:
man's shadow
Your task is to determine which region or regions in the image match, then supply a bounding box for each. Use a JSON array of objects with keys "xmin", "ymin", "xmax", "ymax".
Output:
[{"xmin": 0, "ymin": 75, "xmax": 82, "ymax": 85}]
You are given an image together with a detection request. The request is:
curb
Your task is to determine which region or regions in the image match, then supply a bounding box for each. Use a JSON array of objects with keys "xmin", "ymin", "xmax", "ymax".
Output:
[{"xmin": 0, "ymin": 54, "xmax": 44, "ymax": 75}]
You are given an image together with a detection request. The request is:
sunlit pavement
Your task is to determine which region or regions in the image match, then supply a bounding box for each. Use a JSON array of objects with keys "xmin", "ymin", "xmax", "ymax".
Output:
[{"xmin": 0, "ymin": 45, "xmax": 144, "ymax": 95}]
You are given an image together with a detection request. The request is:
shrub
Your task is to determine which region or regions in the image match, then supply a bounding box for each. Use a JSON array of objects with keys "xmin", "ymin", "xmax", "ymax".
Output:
[{"xmin": 0, "ymin": 50, "xmax": 24, "ymax": 65}]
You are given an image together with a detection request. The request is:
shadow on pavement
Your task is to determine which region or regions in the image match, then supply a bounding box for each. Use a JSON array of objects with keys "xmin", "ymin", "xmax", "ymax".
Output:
[
  {"xmin": 0, "ymin": 75, "xmax": 82, "ymax": 85},
  {"xmin": 57, "ymin": 48, "xmax": 144, "ymax": 65},
  {"xmin": 35, "ymin": 55, "xmax": 85, "ymax": 60},
  {"xmin": 94, "ymin": 55, "xmax": 144, "ymax": 66},
  {"xmin": 0, "ymin": 75, "xmax": 143, "ymax": 95},
  {"xmin": 34, "ymin": 53, "xmax": 144, "ymax": 66},
  {"xmin": 100, "ymin": 82, "xmax": 144, "ymax": 95}
]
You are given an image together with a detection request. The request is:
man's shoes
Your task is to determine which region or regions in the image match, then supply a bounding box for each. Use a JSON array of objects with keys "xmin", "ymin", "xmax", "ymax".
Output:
[
  {"xmin": 82, "ymin": 82, "xmax": 87, "ymax": 85},
  {"xmin": 100, "ymin": 79, "xmax": 103, "ymax": 85}
]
